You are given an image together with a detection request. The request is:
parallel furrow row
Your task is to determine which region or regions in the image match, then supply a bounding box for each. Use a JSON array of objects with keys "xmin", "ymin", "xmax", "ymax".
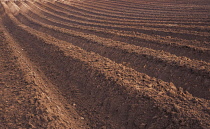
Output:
[
  {"xmin": 47, "ymin": 2, "xmax": 210, "ymax": 33},
  {"xmin": 41, "ymin": 2, "xmax": 210, "ymax": 37},
  {"xmin": 69, "ymin": 0, "xmax": 210, "ymax": 23},
  {"xmin": 0, "ymin": 6, "xmax": 86, "ymax": 129},
  {"xmin": 12, "ymin": 2, "xmax": 210, "ymax": 99},
  {"xmin": 54, "ymin": 1, "xmax": 210, "ymax": 26},
  {"xmin": 105, "ymin": 0, "xmax": 210, "ymax": 12},
  {"xmin": 1, "ymin": 1, "xmax": 210, "ymax": 128},
  {"xmin": 67, "ymin": 2, "xmax": 206, "ymax": 18},
  {"xmin": 35, "ymin": 1, "xmax": 210, "ymax": 41},
  {"xmin": 2, "ymin": 3, "xmax": 210, "ymax": 128},
  {"xmin": 21, "ymin": 1, "xmax": 210, "ymax": 63},
  {"xmin": 78, "ymin": 0, "xmax": 209, "ymax": 17},
  {"xmin": 85, "ymin": 0, "xmax": 210, "ymax": 13}
]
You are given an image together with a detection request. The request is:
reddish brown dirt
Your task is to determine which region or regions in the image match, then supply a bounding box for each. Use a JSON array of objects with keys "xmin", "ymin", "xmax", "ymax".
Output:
[{"xmin": 1, "ymin": 0, "xmax": 210, "ymax": 129}]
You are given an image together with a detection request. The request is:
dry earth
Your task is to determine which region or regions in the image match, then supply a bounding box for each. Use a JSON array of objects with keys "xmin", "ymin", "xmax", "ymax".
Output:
[{"xmin": 0, "ymin": 0, "xmax": 210, "ymax": 128}]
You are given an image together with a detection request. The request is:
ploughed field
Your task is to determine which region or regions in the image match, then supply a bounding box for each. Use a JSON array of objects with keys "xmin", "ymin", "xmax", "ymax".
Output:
[{"xmin": 0, "ymin": 0, "xmax": 210, "ymax": 128}]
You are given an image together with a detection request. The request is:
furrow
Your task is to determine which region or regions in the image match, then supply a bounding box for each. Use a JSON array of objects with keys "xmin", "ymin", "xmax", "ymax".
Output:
[
  {"xmin": 2, "ymin": 7, "xmax": 210, "ymax": 129},
  {"xmin": 31, "ymin": 1, "xmax": 210, "ymax": 43},
  {"xmin": 0, "ymin": 4, "xmax": 88, "ymax": 129},
  {"xmin": 71, "ymin": 1, "xmax": 206, "ymax": 19},
  {"xmin": 45, "ymin": 2, "xmax": 210, "ymax": 34},
  {"xmin": 54, "ymin": 1, "xmax": 209, "ymax": 26},
  {"xmin": 20, "ymin": 2, "xmax": 210, "ymax": 63},
  {"xmin": 77, "ymin": 0, "xmax": 209, "ymax": 17},
  {"xmin": 69, "ymin": 1, "xmax": 207, "ymax": 19},
  {"xmin": 106, "ymin": 0, "xmax": 210, "ymax": 12},
  {"xmin": 84, "ymin": 0, "xmax": 210, "ymax": 14},
  {"xmin": 87, "ymin": 0, "xmax": 191, "ymax": 10},
  {"xmin": 35, "ymin": 1, "xmax": 210, "ymax": 41},
  {"xmin": 69, "ymin": 1, "xmax": 209, "ymax": 23},
  {"xmin": 16, "ymin": 11, "xmax": 210, "ymax": 100}
]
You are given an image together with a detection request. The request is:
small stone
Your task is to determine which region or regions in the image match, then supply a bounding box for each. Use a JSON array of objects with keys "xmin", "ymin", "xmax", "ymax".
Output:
[
  {"xmin": 152, "ymin": 116, "xmax": 158, "ymax": 119},
  {"xmin": 169, "ymin": 82, "xmax": 177, "ymax": 90},
  {"xmin": 17, "ymin": 100, "xmax": 22, "ymax": 104},
  {"xmin": 148, "ymin": 84, "xmax": 153, "ymax": 87},
  {"xmin": 140, "ymin": 123, "xmax": 146, "ymax": 128},
  {"xmin": 123, "ymin": 79, "xmax": 130, "ymax": 84},
  {"xmin": 100, "ymin": 126, "xmax": 107, "ymax": 129},
  {"xmin": 168, "ymin": 90, "xmax": 176, "ymax": 96}
]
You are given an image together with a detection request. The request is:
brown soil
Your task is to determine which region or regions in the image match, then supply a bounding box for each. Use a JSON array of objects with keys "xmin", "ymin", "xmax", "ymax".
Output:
[{"xmin": 1, "ymin": 0, "xmax": 210, "ymax": 129}]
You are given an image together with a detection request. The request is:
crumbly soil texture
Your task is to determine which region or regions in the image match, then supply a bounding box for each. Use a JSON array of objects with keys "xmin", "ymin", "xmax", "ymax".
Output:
[{"xmin": 0, "ymin": 0, "xmax": 210, "ymax": 128}]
